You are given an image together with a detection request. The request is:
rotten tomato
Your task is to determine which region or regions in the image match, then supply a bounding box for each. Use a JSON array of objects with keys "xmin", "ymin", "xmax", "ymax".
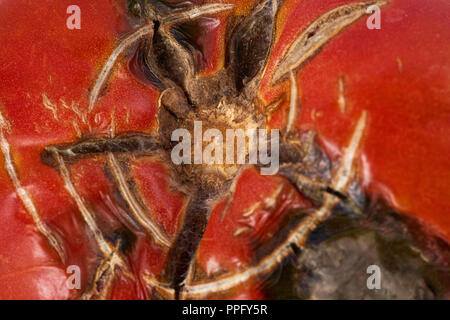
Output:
[{"xmin": 0, "ymin": 0, "xmax": 449, "ymax": 299}]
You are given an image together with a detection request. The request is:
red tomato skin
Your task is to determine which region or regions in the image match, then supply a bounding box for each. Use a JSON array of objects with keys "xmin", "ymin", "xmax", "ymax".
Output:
[{"xmin": 263, "ymin": 0, "xmax": 450, "ymax": 240}]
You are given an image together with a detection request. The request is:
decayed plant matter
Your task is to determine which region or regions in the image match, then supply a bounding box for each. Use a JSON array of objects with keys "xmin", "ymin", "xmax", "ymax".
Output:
[{"xmin": 0, "ymin": 0, "xmax": 449, "ymax": 299}]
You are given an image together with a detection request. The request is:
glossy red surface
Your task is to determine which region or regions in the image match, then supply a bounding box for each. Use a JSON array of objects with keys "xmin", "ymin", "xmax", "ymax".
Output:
[{"xmin": 267, "ymin": 0, "xmax": 450, "ymax": 241}]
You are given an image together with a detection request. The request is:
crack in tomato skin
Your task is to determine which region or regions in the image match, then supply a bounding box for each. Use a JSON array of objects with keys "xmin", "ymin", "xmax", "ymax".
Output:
[
  {"xmin": 196, "ymin": 168, "xmax": 313, "ymax": 276},
  {"xmin": 67, "ymin": 1, "xmax": 376, "ymax": 298}
]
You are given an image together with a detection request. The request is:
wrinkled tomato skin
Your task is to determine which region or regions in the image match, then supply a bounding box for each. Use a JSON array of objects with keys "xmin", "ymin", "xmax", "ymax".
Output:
[
  {"xmin": 0, "ymin": 0, "xmax": 448, "ymax": 299},
  {"xmin": 263, "ymin": 0, "xmax": 450, "ymax": 238},
  {"xmin": 0, "ymin": 0, "xmax": 143, "ymax": 299}
]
